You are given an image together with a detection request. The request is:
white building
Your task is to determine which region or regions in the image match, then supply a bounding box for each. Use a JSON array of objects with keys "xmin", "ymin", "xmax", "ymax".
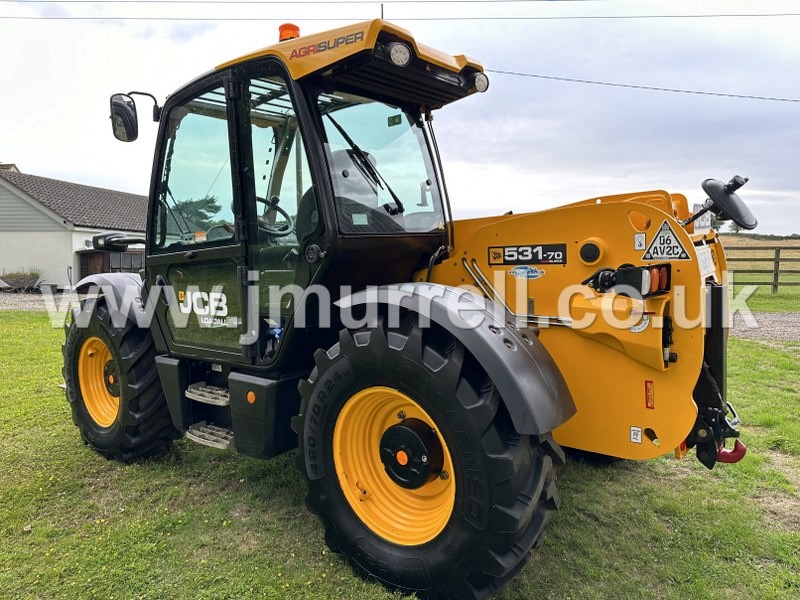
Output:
[{"xmin": 0, "ymin": 165, "xmax": 146, "ymax": 289}]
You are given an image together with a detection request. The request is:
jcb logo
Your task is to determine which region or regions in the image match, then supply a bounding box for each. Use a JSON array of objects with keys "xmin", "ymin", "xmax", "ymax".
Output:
[{"xmin": 178, "ymin": 290, "xmax": 228, "ymax": 317}]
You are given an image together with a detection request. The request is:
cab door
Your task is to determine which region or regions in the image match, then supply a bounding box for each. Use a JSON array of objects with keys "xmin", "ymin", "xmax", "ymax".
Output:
[{"xmin": 146, "ymin": 76, "xmax": 252, "ymax": 363}]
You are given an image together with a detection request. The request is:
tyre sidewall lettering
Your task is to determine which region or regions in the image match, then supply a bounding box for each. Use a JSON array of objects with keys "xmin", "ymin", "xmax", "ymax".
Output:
[{"xmin": 304, "ymin": 356, "xmax": 354, "ymax": 480}]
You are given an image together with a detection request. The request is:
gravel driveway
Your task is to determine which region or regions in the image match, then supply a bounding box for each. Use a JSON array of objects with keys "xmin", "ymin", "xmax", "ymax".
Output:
[
  {"xmin": 730, "ymin": 311, "xmax": 799, "ymax": 342},
  {"xmin": 2, "ymin": 291, "xmax": 797, "ymax": 341},
  {"xmin": 0, "ymin": 292, "xmax": 62, "ymax": 312}
]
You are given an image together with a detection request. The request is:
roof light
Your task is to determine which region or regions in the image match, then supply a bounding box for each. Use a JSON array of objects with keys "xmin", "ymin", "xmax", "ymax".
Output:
[
  {"xmin": 279, "ymin": 23, "xmax": 300, "ymax": 42},
  {"xmin": 386, "ymin": 42, "xmax": 412, "ymax": 67},
  {"xmin": 473, "ymin": 72, "xmax": 490, "ymax": 93}
]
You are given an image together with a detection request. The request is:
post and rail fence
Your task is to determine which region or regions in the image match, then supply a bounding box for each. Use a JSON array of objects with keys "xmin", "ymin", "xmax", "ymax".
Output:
[{"xmin": 725, "ymin": 245, "xmax": 800, "ymax": 294}]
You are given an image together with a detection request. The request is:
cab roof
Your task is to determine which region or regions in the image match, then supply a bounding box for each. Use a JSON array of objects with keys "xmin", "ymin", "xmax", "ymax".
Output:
[{"xmin": 216, "ymin": 19, "xmax": 483, "ymax": 80}]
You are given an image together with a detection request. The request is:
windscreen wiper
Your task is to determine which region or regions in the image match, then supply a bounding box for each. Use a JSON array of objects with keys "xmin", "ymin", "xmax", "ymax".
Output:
[{"xmin": 325, "ymin": 113, "xmax": 405, "ymax": 215}]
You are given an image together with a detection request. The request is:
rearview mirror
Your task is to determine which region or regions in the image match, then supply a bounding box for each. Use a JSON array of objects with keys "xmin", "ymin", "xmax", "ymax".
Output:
[
  {"xmin": 110, "ymin": 93, "xmax": 138, "ymax": 142},
  {"xmin": 701, "ymin": 176, "xmax": 757, "ymax": 231},
  {"xmin": 93, "ymin": 231, "xmax": 146, "ymax": 251}
]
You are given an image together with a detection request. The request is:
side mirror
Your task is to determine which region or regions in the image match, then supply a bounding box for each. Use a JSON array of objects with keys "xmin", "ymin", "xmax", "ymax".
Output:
[
  {"xmin": 93, "ymin": 231, "xmax": 146, "ymax": 251},
  {"xmin": 701, "ymin": 176, "xmax": 757, "ymax": 230},
  {"xmin": 109, "ymin": 93, "xmax": 138, "ymax": 142}
]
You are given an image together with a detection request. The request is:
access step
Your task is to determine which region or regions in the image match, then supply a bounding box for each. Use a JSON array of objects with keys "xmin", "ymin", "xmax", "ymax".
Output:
[
  {"xmin": 185, "ymin": 421, "xmax": 234, "ymax": 450},
  {"xmin": 185, "ymin": 382, "xmax": 230, "ymax": 406}
]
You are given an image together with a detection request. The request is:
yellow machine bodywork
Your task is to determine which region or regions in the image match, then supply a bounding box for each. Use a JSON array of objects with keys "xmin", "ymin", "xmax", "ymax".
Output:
[
  {"xmin": 423, "ymin": 191, "xmax": 729, "ymax": 460},
  {"xmin": 218, "ymin": 19, "xmax": 483, "ymax": 81},
  {"xmin": 211, "ymin": 18, "xmax": 732, "ymax": 463}
]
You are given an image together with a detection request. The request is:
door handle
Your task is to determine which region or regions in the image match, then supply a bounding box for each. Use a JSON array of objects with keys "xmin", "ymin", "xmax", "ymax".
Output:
[
  {"xmin": 184, "ymin": 250, "xmax": 197, "ymax": 260},
  {"xmin": 155, "ymin": 275, "xmax": 171, "ymax": 306}
]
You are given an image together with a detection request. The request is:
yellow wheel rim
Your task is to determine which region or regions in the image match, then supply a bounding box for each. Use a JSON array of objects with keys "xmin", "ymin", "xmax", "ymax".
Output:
[
  {"xmin": 333, "ymin": 386, "xmax": 456, "ymax": 545},
  {"xmin": 77, "ymin": 336, "xmax": 120, "ymax": 428}
]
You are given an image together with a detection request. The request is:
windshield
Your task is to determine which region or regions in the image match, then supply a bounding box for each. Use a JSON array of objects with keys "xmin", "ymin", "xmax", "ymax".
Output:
[{"xmin": 318, "ymin": 92, "xmax": 446, "ymax": 235}]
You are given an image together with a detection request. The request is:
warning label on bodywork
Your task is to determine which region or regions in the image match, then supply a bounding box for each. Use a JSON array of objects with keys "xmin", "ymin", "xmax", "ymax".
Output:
[{"xmin": 642, "ymin": 221, "xmax": 690, "ymax": 261}]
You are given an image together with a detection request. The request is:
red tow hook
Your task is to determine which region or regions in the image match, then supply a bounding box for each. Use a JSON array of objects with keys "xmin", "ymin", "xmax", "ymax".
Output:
[{"xmin": 717, "ymin": 439, "xmax": 747, "ymax": 464}]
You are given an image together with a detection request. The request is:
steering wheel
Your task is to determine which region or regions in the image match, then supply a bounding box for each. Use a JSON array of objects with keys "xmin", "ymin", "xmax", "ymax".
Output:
[
  {"xmin": 257, "ymin": 196, "xmax": 295, "ymax": 238},
  {"xmin": 205, "ymin": 223, "xmax": 235, "ymax": 242}
]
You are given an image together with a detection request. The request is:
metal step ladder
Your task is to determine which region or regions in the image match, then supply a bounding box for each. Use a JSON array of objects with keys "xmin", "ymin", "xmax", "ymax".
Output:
[
  {"xmin": 185, "ymin": 382, "xmax": 230, "ymax": 406},
  {"xmin": 185, "ymin": 421, "xmax": 234, "ymax": 450}
]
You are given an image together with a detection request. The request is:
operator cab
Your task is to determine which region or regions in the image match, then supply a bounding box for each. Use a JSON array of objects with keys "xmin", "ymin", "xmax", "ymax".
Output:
[{"xmin": 108, "ymin": 20, "xmax": 488, "ymax": 371}]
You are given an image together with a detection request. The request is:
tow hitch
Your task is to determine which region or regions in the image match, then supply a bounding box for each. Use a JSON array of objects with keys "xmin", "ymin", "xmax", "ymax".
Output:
[
  {"xmin": 715, "ymin": 401, "xmax": 747, "ymax": 464},
  {"xmin": 685, "ymin": 281, "xmax": 747, "ymax": 469},
  {"xmin": 717, "ymin": 439, "xmax": 747, "ymax": 464},
  {"xmin": 687, "ymin": 397, "xmax": 746, "ymax": 469},
  {"xmin": 688, "ymin": 367, "xmax": 746, "ymax": 469}
]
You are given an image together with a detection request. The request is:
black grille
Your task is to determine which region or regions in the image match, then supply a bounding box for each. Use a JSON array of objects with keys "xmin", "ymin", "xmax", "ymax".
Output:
[{"xmin": 325, "ymin": 52, "xmax": 473, "ymax": 109}]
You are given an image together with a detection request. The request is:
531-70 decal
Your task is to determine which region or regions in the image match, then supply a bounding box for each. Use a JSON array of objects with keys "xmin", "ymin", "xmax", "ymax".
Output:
[{"xmin": 488, "ymin": 244, "xmax": 567, "ymax": 265}]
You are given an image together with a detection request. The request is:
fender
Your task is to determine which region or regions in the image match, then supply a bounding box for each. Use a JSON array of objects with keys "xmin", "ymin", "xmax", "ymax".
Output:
[
  {"xmin": 74, "ymin": 272, "xmax": 147, "ymax": 327},
  {"xmin": 337, "ymin": 283, "xmax": 576, "ymax": 435},
  {"xmin": 74, "ymin": 271, "xmax": 174, "ymax": 363}
]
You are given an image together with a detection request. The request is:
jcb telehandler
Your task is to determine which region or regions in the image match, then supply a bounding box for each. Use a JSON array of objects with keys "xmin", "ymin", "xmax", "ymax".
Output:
[{"xmin": 64, "ymin": 19, "xmax": 756, "ymax": 599}]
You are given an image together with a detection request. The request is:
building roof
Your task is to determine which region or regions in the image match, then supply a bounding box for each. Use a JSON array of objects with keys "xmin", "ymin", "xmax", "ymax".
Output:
[{"xmin": 0, "ymin": 169, "xmax": 146, "ymax": 232}]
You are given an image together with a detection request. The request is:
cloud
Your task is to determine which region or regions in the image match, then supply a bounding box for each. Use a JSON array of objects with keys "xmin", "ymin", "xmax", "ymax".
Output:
[
  {"xmin": 428, "ymin": 15, "xmax": 800, "ymax": 234},
  {"xmin": 166, "ymin": 22, "xmax": 219, "ymax": 42},
  {"xmin": 1, "ymin": 1, "xmax": 797, "ymax": 235}
]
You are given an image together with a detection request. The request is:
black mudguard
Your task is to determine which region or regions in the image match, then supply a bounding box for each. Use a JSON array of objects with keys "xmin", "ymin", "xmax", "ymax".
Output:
[
  {"xmin": 73, "ymin": 273, "xmax": 169, "ymax": 352},
  {"xmin": 337, "ymin": 283, "xmax": 576, "ymax": 435},
  {"xmin": 74, "ymin": 272, "xmax": 145, "ymax": 325}
]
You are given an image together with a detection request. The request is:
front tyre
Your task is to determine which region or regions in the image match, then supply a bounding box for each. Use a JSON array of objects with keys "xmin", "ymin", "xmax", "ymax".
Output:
[
  {"xmin": 63, "ymin": 298, "xmax": 180, "ymax": 461},
  {"xmin": 294, "ymin": 315, "xmax": 563, "ymax": 600}
]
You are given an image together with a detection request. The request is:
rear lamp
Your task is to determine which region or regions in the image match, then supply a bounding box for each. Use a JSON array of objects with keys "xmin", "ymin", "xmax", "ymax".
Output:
[
  {"xmin": 640, "ymin": 268, "xmax": 652, "ymax": 297},
  {"xmin": 386, "ymin": 42, "xmax": 412, "ymax": 67},
  {"xmin": 583, "ymin": 264, "xmax": 671, "ymax": 298},
  {"xmin": 649, "ymin": 267, "xmax": 660, "ymax": 294},
  {"xmin": 472, "ymin": 72, "xmax": 490, "ymax": 93}
]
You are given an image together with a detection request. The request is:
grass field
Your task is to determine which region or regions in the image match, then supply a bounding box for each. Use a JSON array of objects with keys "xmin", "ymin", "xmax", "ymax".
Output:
[
  {"xmin": 721, "ymin": 235, "xmax": 800, "ymax": 312},
  {"xmin": 730, "ymin": 273, "xmax": 800, "ymax": 313},
  {"xmin": 719, "ymin": 235, "xmax": 800, "ymax": 313},
  {"xmin": 1, "ymin": 311, "xmax": 798, "ymax": 599}
]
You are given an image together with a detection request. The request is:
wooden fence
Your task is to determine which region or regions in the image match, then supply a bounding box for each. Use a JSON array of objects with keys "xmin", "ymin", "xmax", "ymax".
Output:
[{"xmin": 725, "ymin": 245, "xmax": 800, "ymax": 294}]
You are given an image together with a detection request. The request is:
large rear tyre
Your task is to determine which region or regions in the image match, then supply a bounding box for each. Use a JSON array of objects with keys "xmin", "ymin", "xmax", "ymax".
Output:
[
  {"xmin": 294, "ymin": 315, "xmax": 563, "ymax": 600},
  {"xmin": 63, "ymin": 298, "xmax": 180, "ymax": 461}
]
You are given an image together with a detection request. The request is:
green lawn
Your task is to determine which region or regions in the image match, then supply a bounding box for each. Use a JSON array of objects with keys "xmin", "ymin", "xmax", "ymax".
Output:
[
  {"xmin": 1, "ymin": 311, "xmax": 798, "ymax": 599},
  {"xmin": 723, "ymin": 237, "xmax": 800, "ymax": 313},
  {"xmin": 731, "ymin": 273, "xmax": 800, "ymax": 313}
]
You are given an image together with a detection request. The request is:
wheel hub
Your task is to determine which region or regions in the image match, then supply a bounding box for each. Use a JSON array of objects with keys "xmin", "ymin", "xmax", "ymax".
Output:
[
  {"xmin": 379, "ymin": 418, "xmax": 444, "ymax": 489},
  {"xmin": 103, "ymin": 360, "xmax": 120, "ymax": 396}
]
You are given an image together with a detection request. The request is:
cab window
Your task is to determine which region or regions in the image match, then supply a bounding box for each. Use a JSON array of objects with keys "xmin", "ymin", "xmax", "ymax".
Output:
[
  {"xmin": 153, "ymin": 86, "xmax": 235, "ymax": 250},
  {"xmin": 318, "ymin": 92, "xmax": 445, "ymax": 235},
  {"xmin": 247, "ymin": 74, "xmax": 319, "ymax": 319}
]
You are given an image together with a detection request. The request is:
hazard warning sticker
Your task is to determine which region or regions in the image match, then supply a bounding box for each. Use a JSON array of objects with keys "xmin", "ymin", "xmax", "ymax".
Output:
[{"xmin": 642, "ymin": 220, "xmax": 690, "ymax": 261}]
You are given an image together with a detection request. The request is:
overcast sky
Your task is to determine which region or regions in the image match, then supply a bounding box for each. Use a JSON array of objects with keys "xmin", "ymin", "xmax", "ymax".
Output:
[{"xmin": 2, "ymin": 0, "xmax": 798, "ymax": 234}]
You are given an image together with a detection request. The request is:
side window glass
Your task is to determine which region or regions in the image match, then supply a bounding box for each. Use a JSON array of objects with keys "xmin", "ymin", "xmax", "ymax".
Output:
[
  {"xmin": 153, "ymin": 87, "xmax": 235, "ymax": 250},
  {"xmin": 250, "ymin": 76, "xmax": 314, "ymax": 246},
  {"xmin": 249, "ymin": 76, "xmax": 318, "ymax": 318}
]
